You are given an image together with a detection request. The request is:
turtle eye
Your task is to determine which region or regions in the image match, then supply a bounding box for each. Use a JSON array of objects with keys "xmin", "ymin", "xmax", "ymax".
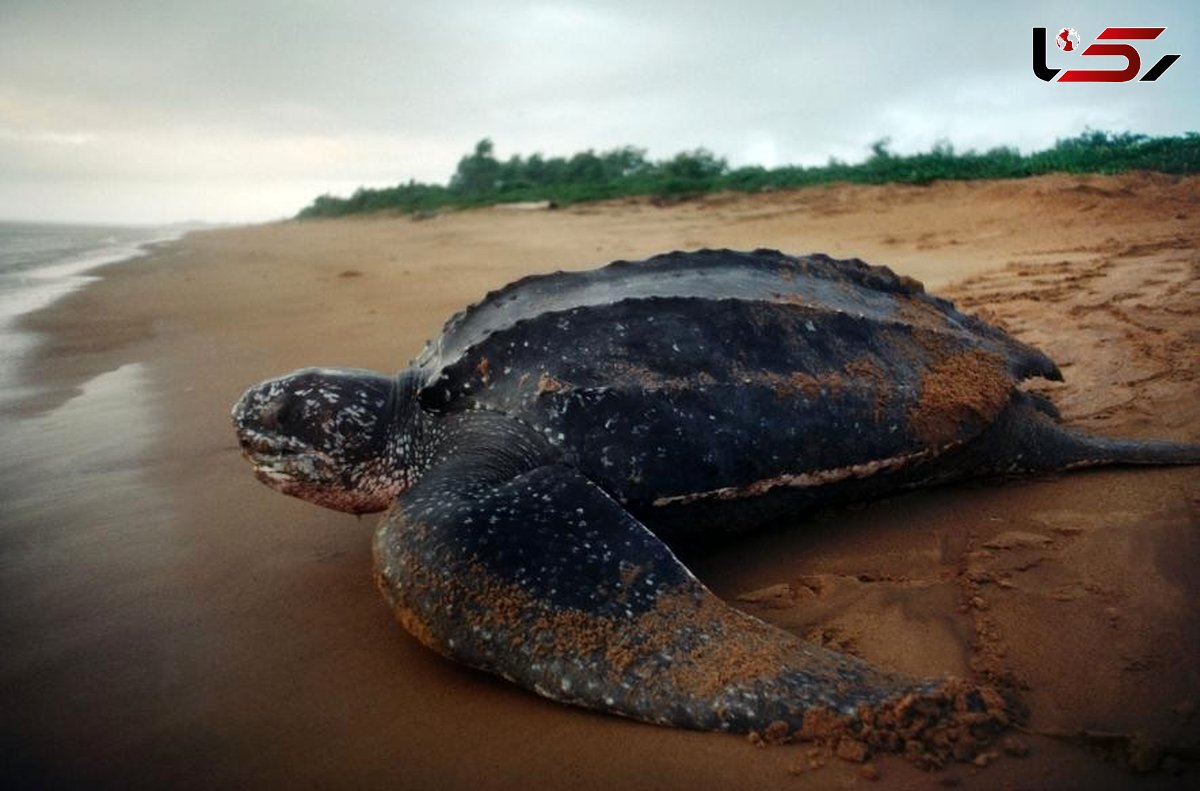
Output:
[
  {"xmin": 275, "ymin": 397, "xmax": 300, "ymax": 428},
  {"xmin": 261, "ymin": 396, "xmax": 299, "ymax": 432}
]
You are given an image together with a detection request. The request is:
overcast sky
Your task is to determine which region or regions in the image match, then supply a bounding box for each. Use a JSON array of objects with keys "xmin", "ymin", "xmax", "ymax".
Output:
[{"xmin": 0, "ymin": 0, "xmax": 1195, "ymax": 225}]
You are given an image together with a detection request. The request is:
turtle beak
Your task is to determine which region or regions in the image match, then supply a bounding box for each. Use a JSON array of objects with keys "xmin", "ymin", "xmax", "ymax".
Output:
[
  {"xmin": 231, "ymin": 386, "xmax": 277, "ymax": 456},
  {"xmin": 232, "ymin": 393, "xmax": 260, "ymax": 458},
  {"xmin": 231, "ymin": 386, "xmax": 255, "ymax": 431}
]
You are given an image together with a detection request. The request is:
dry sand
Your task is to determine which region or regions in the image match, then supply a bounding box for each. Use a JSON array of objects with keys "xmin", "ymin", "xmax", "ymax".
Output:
[{"xmin": 2, "ymin": 173, "xmax": 1197, "ymax": 789}]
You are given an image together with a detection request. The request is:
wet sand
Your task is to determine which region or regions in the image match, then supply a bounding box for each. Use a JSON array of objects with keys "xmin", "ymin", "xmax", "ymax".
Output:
[{"xmin": 2, "ymin": 173, "xmax": 1197, "ymax": 788}]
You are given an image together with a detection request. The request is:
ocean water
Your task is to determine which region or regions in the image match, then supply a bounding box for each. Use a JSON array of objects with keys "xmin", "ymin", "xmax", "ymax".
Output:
[
  {"xmin": 0, "ymin": 223, "xmax": 182, "ymax": 781},
  {"xmin": 0, "ymin": 221, "xmax": 184, "ymax": 403}
]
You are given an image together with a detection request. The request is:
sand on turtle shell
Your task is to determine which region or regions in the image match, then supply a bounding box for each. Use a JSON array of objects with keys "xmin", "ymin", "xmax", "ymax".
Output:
[{"xmin": 908, "ymin": 349, "xmax": 1013, "ymax": 447}]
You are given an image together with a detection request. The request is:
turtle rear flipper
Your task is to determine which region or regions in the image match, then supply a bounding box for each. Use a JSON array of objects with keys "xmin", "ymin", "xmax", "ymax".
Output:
[
  {"xmin": 977, "ymin": 393, "xmax": 1200, "ymax": 472},
  {"xmin": 373, "ymin": 450, "xmax": 1008, "ymax": 749},
  {"xmin": 1043, "ymin": 427, "xmax": 1200, "ymax": 467}
]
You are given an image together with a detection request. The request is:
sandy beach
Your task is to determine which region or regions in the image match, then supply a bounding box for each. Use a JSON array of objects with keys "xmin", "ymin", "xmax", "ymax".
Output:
[{"xmin": 2, "ymin": 173, "xmax": 1197, "ymax": 789}]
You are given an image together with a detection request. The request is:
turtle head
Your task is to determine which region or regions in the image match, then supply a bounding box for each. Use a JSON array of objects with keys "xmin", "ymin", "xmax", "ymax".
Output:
[{"xmin": 232, "ymin": 367, "xmax": 420, "ymax": 514}]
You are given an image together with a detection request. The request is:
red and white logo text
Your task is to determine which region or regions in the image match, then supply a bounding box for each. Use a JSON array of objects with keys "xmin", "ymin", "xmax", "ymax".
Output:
[{"xmin": 1033, "ymin": 27, "xmax": 1180, "ymax": 83}]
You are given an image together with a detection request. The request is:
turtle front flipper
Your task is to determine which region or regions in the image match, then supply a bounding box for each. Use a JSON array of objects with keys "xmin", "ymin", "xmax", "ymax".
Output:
[{"xmin": 373, "ymin": 455, "xmax": 1010, "ymax": 758}]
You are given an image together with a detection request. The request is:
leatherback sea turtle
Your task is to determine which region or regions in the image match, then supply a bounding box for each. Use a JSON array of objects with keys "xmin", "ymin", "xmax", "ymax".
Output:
[{"xmin": 232, "ymin": 249, "xmax": 1198, "ymax": 757}]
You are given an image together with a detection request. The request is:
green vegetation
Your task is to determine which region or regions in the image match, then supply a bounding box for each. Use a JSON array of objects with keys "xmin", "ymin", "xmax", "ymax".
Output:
[{"xmin": 297, "ymin": 130, "xmax": 1199, "ymax": 219}]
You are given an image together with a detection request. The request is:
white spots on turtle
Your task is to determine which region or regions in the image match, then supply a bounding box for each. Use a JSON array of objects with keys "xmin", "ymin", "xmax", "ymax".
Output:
[{"xmin": 805, "ymin": 320, "xmax": 817, "ymax": 332}]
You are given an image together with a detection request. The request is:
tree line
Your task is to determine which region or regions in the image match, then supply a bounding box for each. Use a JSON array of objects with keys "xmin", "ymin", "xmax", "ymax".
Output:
[{"xmin": 297, "ymin": 130, "xmax": 1199, "ymax": 218}]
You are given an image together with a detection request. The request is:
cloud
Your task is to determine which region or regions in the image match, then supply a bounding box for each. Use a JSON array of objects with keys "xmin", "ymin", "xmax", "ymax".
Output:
[{"xmin": 0, "ymin": 128, "xmax": 97, "ymax": 146}]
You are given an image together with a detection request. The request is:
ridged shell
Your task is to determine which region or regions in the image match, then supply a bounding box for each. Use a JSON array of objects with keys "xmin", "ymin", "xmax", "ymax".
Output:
[{"xmin": 415, "ymin": 249, "xmax": 1059, "ymax": 511}]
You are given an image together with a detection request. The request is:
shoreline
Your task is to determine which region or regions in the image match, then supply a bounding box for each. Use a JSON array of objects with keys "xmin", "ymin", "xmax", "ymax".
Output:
[
  {"xmin": 0, "ymin": 228, "xmax": 192, "ymax": 415},
  {"xmin": 3, "ymin": 173, "xmax": 1197, "ymax": 788}
]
